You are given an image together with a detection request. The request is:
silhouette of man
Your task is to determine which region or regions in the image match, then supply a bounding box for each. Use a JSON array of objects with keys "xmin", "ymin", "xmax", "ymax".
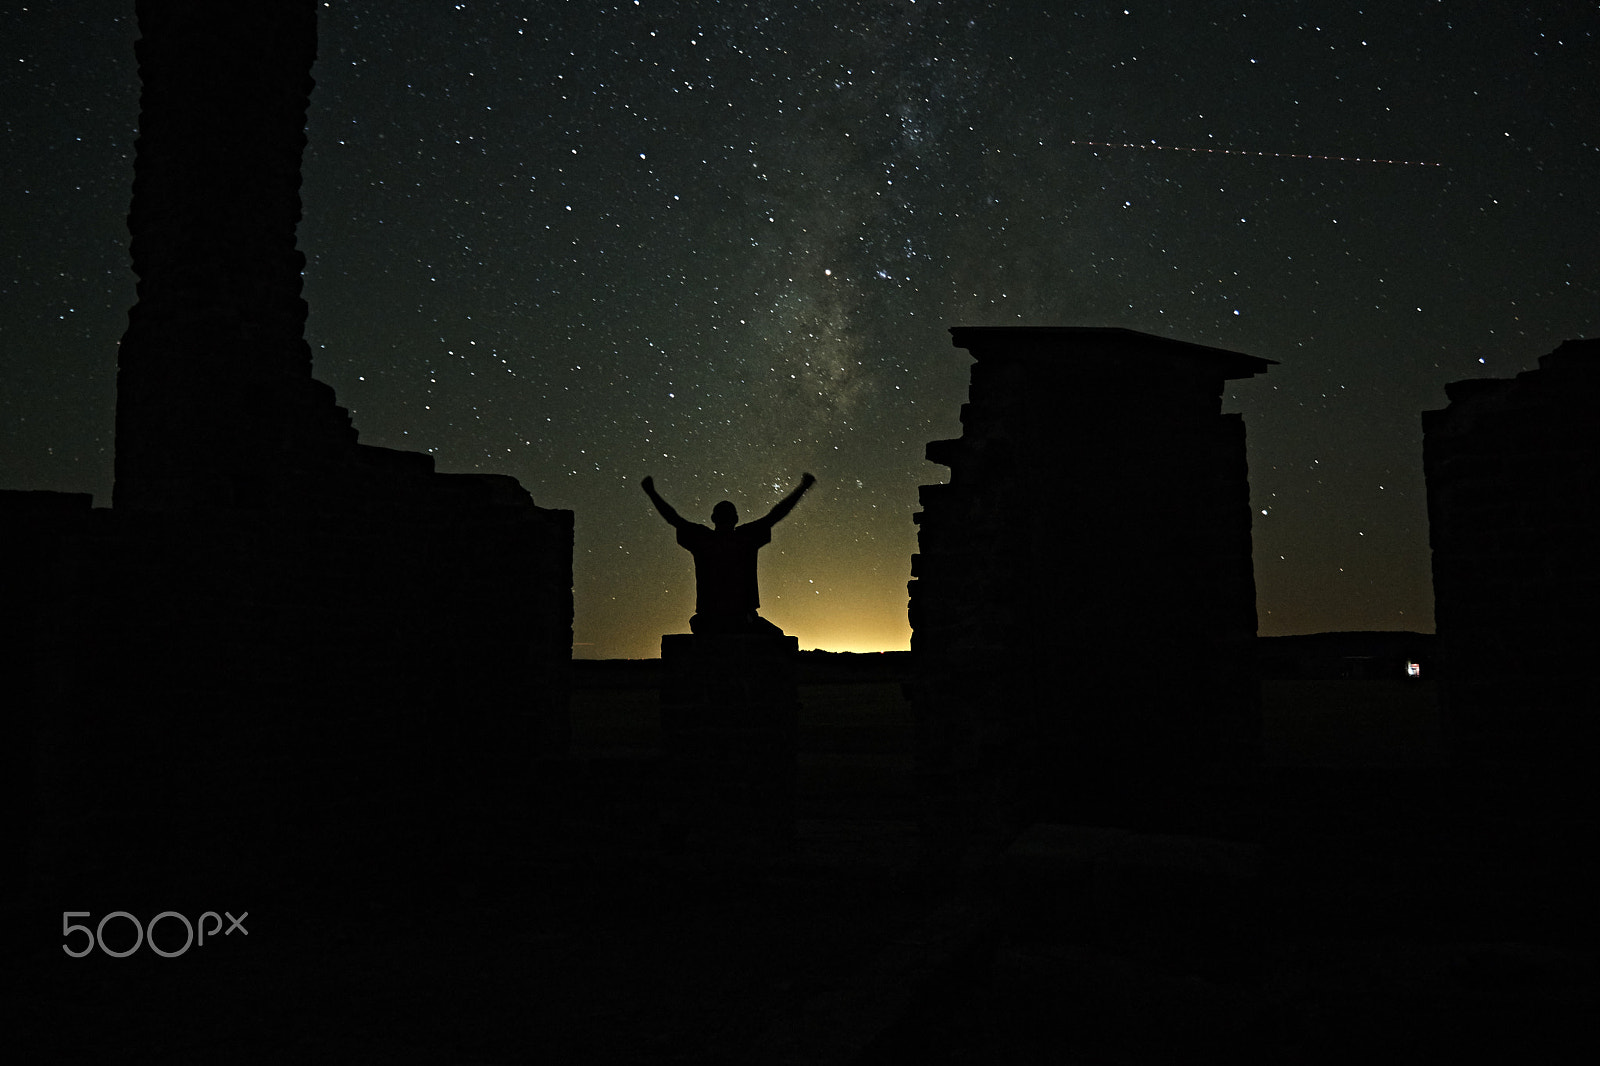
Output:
[{"xmin": 642, "ymin": 473, "xmax": 816, "ymax": 635}]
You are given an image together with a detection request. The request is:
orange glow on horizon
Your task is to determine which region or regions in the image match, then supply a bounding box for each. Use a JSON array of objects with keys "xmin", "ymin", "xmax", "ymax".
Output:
[
  {"xmin": 574, "ymin": 608, "xmax": 911, "ymax": 659},
  {"xmin": 573, "ymin": 505, "xmax": 919, "ymax": 659}
]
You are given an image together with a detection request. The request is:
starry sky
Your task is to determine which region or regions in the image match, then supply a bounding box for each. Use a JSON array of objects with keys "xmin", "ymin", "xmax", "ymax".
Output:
[{"xmin": 4, "ymin": 1, "xmax": 1596, "ymax": 657}]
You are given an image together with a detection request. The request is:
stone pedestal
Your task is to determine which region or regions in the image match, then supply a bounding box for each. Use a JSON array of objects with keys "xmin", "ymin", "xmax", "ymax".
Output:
[{"xmin": 659, "ymin": 633, "xmax": 799, "ymax": 853}]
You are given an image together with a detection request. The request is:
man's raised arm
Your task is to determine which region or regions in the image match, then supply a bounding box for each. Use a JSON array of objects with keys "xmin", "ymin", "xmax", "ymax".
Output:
[
  {"xmin": 756, "ymin": 472, "xmax": 817, "ymax": 529},
  {"xmin": 641, "ymin": 476, "xmax": 693, "ymax": 530}
]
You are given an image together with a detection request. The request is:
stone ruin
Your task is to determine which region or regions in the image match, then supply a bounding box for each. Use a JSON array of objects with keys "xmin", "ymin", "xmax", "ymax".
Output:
[
  {"xmin": 906, "ymin": 326, "xmax": 1272, "ymax": 866},
  {"xmin": 658, "ymin": 633, "xmax": 800, "ymax": 854},
  {"xmin": 1423, "ymin": 337, "xmax": 1600, "ymax": 802},
  {"xmin": 11, "ymin": 1, "xmax": 573, "ymax": 896}
]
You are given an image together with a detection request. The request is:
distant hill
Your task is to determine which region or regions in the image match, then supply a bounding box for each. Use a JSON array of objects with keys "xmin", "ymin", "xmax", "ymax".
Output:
[
  {"xmin": 574, "ymin": 638, "xmax": 1434, "ymax": 687},
  {"xmin": 796, "ymin": 649, "xmax": 912, "ymax": 684},
  {"xmin": 1259, "ymin": 631, "xmax": 1435, "ymax": 681},
  {"xmin": 572, "ymin": 649, "xmax": 911, "ymax": 689}
]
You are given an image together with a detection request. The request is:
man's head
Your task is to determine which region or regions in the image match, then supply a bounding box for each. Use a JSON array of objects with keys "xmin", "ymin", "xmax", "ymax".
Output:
[{"xmin": 711, "ymin": 500, "xmax": 738, "ymax": 529}]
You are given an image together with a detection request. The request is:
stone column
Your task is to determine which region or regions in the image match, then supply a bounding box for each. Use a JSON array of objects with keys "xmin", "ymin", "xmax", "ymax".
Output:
[
  {"xmin": 659, "ymin": 633, "xmax": 800, "ymax": 854},
  {"xmin": 41, "ymin": 1, "xmax": 577, "ymax": 898},
  {"xmin": 1423, "ymin": 338, "xmax": 1600, "ymax": 803},
  {"xmin": 907, "ymin": 327, "xmax": 1272, "ymax": 864},
  {"xmin": 114, "ymin": 0, "xmax": 354, "ymax": 512}
]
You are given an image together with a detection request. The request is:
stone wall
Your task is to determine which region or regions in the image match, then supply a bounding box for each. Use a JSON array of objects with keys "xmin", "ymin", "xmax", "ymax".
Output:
[
  {"xmin": 907, "ymin": 327, "xmax": 1271, "ymax": 863},
  {"xmin": 1422, "ymin": 338, "xmax": 1600, "ymax": 797},
  {"xmin": 18, "ymin": 2, "xmax": 573, "ymax": 900}
]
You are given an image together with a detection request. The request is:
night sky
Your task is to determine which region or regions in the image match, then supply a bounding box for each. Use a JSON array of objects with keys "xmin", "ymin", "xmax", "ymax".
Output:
[{"xmin": 4, "ymin": 2, "xmax": 1596, "ymax": 657}]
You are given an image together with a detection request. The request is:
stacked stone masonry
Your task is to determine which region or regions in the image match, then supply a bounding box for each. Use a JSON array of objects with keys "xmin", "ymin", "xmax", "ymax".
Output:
[
  {"xmin": 16, "ymin": 2, "xmax": 573, "ymax": 899},
  {"xmin": 907, "ymin": 327, "xmax": 1271, "ymax": 863},
  {"xmin": 1422, "ymin": 337, "xmax": 1600, "ymax": 793},
  {"xmin": 115, "ymin": 0, "xmax": 350, "ymax": 513}
]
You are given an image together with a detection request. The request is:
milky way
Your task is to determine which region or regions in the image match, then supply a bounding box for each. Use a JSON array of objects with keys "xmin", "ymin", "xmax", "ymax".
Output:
[{"xmin": 4, "ymin": 2, "xmax": 1596, "ymax": 656}]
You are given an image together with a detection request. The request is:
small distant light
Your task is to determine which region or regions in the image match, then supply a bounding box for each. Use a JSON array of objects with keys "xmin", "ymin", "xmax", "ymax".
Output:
[{"xmin": 1406, "ymin": 661, "xmax": 1422, "ymax": 679}]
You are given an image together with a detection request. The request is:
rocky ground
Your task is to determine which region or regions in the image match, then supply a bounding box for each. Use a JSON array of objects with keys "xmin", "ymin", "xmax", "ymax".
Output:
[{"xmin": 22, "ymin": 678, "xmax": 1599, "ymax": 1062}]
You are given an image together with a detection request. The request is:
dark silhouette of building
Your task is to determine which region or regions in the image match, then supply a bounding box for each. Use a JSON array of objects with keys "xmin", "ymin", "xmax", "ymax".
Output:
[
  {"xmin": 12, "ymin": 0, "xmax": 572, "ymax": 899},
  {"xmin": 906, "ymin": 326, "xmax": 1272, "ymax": 865},
  {"xmin": 1423, "ymin": 337, "xmax": 1600, "ymax": 799}
]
